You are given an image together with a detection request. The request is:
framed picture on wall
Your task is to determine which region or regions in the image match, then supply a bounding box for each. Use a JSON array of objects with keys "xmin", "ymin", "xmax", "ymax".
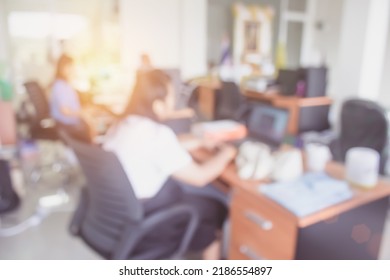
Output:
[
  {"xmin": 233, "ymin": 4, "xmax": 274, "ymax": 66},
  {"xmin": 244, "ymin": 21, "xmax": 261, "ymax": 53}
]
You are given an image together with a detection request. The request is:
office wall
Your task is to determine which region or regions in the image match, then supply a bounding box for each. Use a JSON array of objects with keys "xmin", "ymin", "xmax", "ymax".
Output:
[
  {"xmin": 179, "ymin": 0, "xmax": 208, "ymax": 79},
  {"xmin": 285, "ymin": 21, "xmax": 304, "ymax": 68},
  {"xmin": 378, "ymin": 12, "xmax": 390, "ymax": 109},
  {"xmin": 358, "ymin": 0, "xmax": 390, "ymax": 101},
  {"xmin": 310, "ymin": 0, "xmax": 344, "ymax": 96},
  {"xmin": 0, "ymin": 0, "xmax": 9, "ymax": 64},
  {"xmin": 120, "ymin": 0, "xmax": 207, "ymax": 85},
  {"xmin": 207, "ymin": 0, "xmax": 281, "ymax": 65},
  {"xmin": 324, "ymin": 0, "xmax": 390, "ymax": 104},
  {"xmin": 4, "ymin": 0, "xmax": 100, "ymax": 15},
  {"xmin": 329, "ymin": 0, "xmax": 370, "ymax": 100}
]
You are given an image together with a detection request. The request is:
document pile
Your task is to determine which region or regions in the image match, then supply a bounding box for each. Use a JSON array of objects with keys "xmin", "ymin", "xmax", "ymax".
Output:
[
  {"xmin": 260, "ymin": 172, "xmax": 353, "ymax": 217},
  {"xmin": 191, "ymin": 120, "xmax": 247, "ymax": 142}
]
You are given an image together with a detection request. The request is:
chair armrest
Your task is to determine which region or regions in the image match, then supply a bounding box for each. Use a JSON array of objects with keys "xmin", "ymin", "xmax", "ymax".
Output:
[
  {"xmin": 112, "ymin": 203, "xmax": 199, "ymax": 260},
  {"xmin": 69, "ymin": 187, "xmax": 88, "ymax": 235},
  {"xmin": 329, "ymin": 138, "xmax": 342, "ymax": 162}
]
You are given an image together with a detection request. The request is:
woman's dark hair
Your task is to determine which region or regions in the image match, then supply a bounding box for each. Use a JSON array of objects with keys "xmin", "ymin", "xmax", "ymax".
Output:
[
  {"xmin": 122, "ymin": 69, "xmax": 171, "ymax": 121},
  {"xmin": 55, "ymin": 54, "xmax": 73, "ymax": 81}
]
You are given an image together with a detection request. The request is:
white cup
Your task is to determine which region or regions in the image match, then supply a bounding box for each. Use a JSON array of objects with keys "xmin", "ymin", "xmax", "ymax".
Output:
[
  {"xmin": 305, "ymin": 143, "xmax": 332, "ymax": 172},
  {"xmin": 346, "ymin": 147, "xmax": 379, "ymax": 189}
]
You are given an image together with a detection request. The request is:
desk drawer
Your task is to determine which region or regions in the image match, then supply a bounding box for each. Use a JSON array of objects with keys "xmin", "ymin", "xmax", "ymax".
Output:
[{"xmin": 229, "ymin": 189, "xmax": 297, "ymax": 260}]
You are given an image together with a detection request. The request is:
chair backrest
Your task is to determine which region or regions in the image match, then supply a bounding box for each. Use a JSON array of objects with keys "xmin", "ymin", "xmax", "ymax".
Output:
[
  {"xmin": 62, "ymin": 132, "xmax": 144, "ymax": 254},
  {"xmin": 338, "ymin": 99, "xmax": 388, "ymax": 160},
  {"xmin": 24, "ymin": 81, "xmax": 51, "ymax": 121},
  {"xmin": 215, "ymin": 81, "xmax": 243, "ymax": 120}
]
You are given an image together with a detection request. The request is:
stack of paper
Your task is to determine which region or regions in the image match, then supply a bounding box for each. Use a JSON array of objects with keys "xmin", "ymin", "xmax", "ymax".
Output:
[
  {"xmin": 260, "ymin": 172, "xmax": 353, "ymax": 217},
  {"xmin": 191, "ymin": 120, "xmax": 247, "ymax": 142}
]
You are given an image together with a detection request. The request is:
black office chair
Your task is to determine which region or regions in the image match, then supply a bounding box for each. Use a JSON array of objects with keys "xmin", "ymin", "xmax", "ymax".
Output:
[
  {"xmin": 23, "ymin": 81, "xmax": 58, "ymax": 140},
  {"xmin": 214, "ymin": 81, "xmax": 247, "ymax": 121},
  {"xmin": 329, "ymin": 99, "xmax": 389, "ymax": 174},
  {"xmin": 24, "ymin": 81, "xmax": 92, "ymax": 141},
  {"xmin": 23, "ymin": 81, "xmax": 66, "ymax": 183},
  {"xmin": 62, "ymin": 132, "xmax": 200, "ymax": 259}
]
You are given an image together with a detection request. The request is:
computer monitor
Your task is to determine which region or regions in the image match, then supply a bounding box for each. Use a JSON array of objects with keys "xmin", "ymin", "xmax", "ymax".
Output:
[
  {"xmin": 276, "ymin": 69, "xmax": 301, "ymax": 96},
  {"xmin": 247, "ymin": 105, "xmax": 289, "ymax": 147}
]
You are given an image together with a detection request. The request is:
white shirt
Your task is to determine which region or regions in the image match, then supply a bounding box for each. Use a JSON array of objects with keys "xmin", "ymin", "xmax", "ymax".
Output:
[{"xmin": 103, "ymin": 115, "xmax": 192, "ymax": 199}]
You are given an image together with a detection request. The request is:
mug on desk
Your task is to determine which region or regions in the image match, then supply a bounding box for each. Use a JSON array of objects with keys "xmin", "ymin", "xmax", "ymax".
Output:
[
  {"xmin": 305, "ymin": 143, "xmax": 332, "ymax": 172},
  {"xmin": 346, "ymin": 147, "xmax": 379, "ymax": 189}
]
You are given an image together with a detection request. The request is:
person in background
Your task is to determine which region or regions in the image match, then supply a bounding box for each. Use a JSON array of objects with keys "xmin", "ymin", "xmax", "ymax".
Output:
[
  {"xmin": 50, "ymin": 54, "xmax": 93, "ymax": 142},
  {"xmin": 136, "ymin": 53, "xmax": 194, "ymax": 120},
  {"xmin": 138, "ymin": 53, "xmax": 153, "ymax": 72},
  {"xmin": 103, "ymin": 70, "xmax": 236, "ymax": 259}
]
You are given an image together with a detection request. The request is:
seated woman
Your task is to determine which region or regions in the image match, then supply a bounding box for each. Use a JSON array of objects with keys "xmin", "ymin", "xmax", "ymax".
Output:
[
  {"xmin": 50, "ymin": 55, "xmax": 93, "ymax": 142},
  {"xmin": 133, "ymin": 68, "xmax": 195, "ymax": 121},
  {"xmin": 103, "ymin": 70, "xmax": 236, "ymax": 259}
]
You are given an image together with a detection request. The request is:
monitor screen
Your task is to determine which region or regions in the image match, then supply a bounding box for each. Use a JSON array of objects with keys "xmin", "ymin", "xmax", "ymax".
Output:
[{"xmin": 248, "ymin": 105, "xmax": 289, "ymax": 145}]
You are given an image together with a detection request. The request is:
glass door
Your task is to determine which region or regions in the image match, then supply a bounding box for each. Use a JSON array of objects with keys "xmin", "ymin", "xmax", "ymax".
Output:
[{"xmin": 278, "ymin": 0, "xmax": 316, "ymax": 68}]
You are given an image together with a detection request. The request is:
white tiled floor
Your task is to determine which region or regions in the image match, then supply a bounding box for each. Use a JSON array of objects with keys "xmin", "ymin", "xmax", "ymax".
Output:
[
  {"xmin": 0, "ymin": 162, "xmax": 100, "ymax": 260},
  {"xmin": 0, "ymin": 212, "xmax": 100, "ymax": 260}
]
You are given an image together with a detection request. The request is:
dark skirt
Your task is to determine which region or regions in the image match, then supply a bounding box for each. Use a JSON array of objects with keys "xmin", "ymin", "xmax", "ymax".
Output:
[{"xmin": 142, "ymin": 179, "xmax": 228, "ymax": 252}]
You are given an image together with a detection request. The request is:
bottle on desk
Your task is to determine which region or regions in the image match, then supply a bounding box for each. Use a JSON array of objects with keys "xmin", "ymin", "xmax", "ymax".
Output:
[{"xmin": 295, "ymin": 80, "xmax": 306, "ymax": 97}]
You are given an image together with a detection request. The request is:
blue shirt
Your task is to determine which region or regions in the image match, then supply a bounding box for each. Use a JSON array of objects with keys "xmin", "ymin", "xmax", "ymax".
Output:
[{"xmin": 50, "ymin": 79, "xmax": 81, "ymax": 125}]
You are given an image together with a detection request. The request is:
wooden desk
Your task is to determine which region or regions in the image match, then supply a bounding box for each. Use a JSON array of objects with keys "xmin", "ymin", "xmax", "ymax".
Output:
[
  {"xmin": 197, "ymin": 80, "xmax": 332, "ymax": 135},
  {"xmin": 272, "ymin": 96, "xmax": 333, "ymax": 135},
  {"xmin": 192, "ymin": 149, "xmax": 390, "ymax": 260},
  {"xmin": 242, "ymin": 88, "xmax": 283, "ymax": 104},
  {"xmin": 197, "ymin": 79, "xmax": 221, "ymax": 120}
]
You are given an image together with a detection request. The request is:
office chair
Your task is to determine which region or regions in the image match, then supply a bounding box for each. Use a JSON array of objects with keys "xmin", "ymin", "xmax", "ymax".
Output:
[
  {"xmin": 23, "ymin": 81, "xmax": 78, "ymax": 184},
  {"xmin": 214, "ymin": 81, "xmax": 246, "ymax": 121},
  {"xmin": 62, "ymin": 132, "xmax": 200, "ymax": 259},
  {"xmin": 23, "ymin": 81, "xmax": 59, "ymax": 179},
  {"xmin": 23, "ymin": 81, "xmax": 58, "ymax": 141},
  {"xmin": 24, "ymin": 80, "xmax": 92, "ymax": 142},
  {"xmin": 329, "ymin": 99, "xmax": 389, "ymax": 174}
]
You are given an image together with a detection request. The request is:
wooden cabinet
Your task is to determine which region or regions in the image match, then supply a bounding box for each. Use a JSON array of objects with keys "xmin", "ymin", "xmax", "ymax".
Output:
[
  {"xmin": 228, "ymin": 177, "xmax": 390, "ymax": 260},
  {"xmin": 229, "ymin": 187, "xmax": 297, "ymax": 259}
]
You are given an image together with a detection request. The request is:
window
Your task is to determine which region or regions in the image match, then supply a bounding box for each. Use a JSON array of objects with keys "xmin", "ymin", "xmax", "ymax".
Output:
[{"xmin": 8, "ymin": 12, "xmax": 88, "ymax": 39}]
